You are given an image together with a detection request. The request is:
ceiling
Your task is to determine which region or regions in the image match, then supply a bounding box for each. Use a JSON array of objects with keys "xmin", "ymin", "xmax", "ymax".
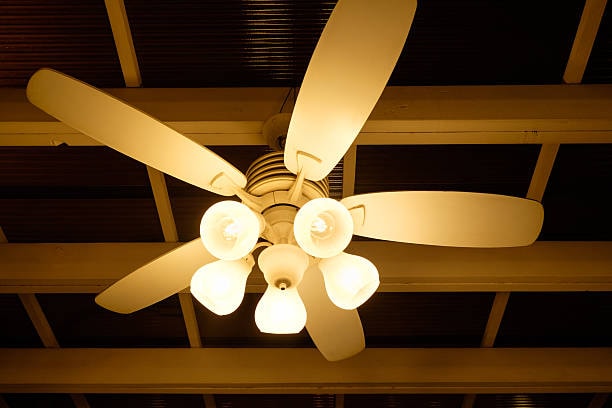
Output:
[{"xmin": 1, "ymin": 0, "xmax": 612, "ymax": 407}]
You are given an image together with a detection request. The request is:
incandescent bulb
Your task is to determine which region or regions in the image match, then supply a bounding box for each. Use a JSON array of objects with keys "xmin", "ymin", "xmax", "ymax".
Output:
[
  {"xmin": 255, "ymin": 285, "xmax": 307, "ymax": 334},
  {"xmin": 294, "ymin": 198, "xmax": 353, "ymax": 258},
  {"xmin": 200, "ymin": 200, "xmax": 262, "ymax": 260},
  {"xmin": 190, "ymin": 258, "xmax": 253, "ymax": 315},
  {"xmin": 318, "ymin": 252, "xmax": 379, "ymax": 310}
]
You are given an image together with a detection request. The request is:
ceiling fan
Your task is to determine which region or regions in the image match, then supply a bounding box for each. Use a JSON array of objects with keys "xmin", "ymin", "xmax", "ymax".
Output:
[{"xmin": 25, "ymin": 0, "xmax": 543, "ymax": 361}]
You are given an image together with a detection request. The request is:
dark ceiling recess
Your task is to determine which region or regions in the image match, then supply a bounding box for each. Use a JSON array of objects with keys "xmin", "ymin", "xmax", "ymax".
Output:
[
  {"xmin": 215, "ymin": 394, "xmax": 335, "ymax": 408},
  {"xmin": 360, "ymin": 292, "xmax": 494, "ymax": 347},
  {"xmin": 125, "ymin": 0, "xmax": 584, "ymax": 88},
  {"xmin": 0, "ymin": 146, "xmax": 162, "ymax": 243},
  {"xmin": 496, "ymin": 292, "xmax": 612, "ymax": 347},
  {"xmin": 0, "ymin": 295, "xmax": 42, "ymax": 348},
  {"xmin": 37, "ymin": 294, "xmax": 189, "ymax": 348},
  {"xmin": 354, "ymin": 145, "xmax": 539, "ymax": 196},
  {"xmin": 540, "ymin": 144, "xmax": 612, "ymax": 241},
  {"xmin": 474, "ymin": 393, "xmax": 593, "ymax": 408},
  {"xmin": 0, "ymin": 0, "xmax": 123, "ymax": 87}
]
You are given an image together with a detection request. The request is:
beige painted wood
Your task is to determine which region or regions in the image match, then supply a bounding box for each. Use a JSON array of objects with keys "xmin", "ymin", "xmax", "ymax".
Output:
[
  {"xmin": 342, "ymin": 144, "xmax": 357, "ymax": 198},
  {"xmin": 94, "ymin": 239, "xmax": 213, "ymax": 313},
  {"xmin": 203, "ymin": 395, "xmax": 217, "ymax": 408},
  {"xmin": 461, "ymin": 394, "xmax": 476, "ymax": 408},
  {"xmin": 527, "ymin": 144, "xmax": 560, "ymax": 201},
  {"xmin": 0, "ymin": 227, "xmax": 6, "ymax": 243},
  {"xmin": 564, "ymin": 0, "xmax": 608, "ymax": 84},
  {"xmin": 147, "ymin": 166, "xmax": 179, "ymax": 243},
  {"xmin": 481, "ymin": 292, "xmax": 510, "ymax": 348},
  {"xmin": 2, "ymin": 241, "xmax": 612, "ymax": 293},
  {"xmin": 104, "ymin": 0, "xmax": 141, "ymax": 87},
  {"xmin": 179, "ymin": 293, "xmax": 203, "ymax": 348},
  {"xmin": 343, "ymin": 192, "xmax": 543, "ymax": 247},
  {"xmin": 70, "ymin": 394, "xmax": 91, "ymax": 408},
  {"xmin": 589, "ymin": 393, "xmax": 610, "ymax": 408},
  {"xmin": 18, "ymin": 294, "xmax": 59, "ymax": 348},
  {"xmin": 4, "ymin": 85, "xmax": 612, "ymax": 146},
  {"xmin": 0, "ymin": 348, "xmax": 611, "ymax": 393}
]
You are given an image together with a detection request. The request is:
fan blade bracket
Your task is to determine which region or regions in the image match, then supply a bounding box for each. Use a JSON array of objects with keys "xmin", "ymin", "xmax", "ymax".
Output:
[
  {"xmin": 345, "ymin": 204, "xmax": 366, "ymax": 228},
  {"xmin": 284, "ymin": 0, "xmax": 417, "ymax": 181}
]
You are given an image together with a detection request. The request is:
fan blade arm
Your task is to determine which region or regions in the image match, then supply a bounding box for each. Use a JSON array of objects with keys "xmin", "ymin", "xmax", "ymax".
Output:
[
  {"xmin": 27, "ymin": 68, "xmax": 246, "ymax": 196},
  {"xmin": 284, "ymin": 0, "xmax": 417, "ymax": 181},
  {"xmin": 95, "ymin": 239, "xmax": 215, "ymax": 314},
  {"xmin": 342, "ymin": 191, "xmax": 544, "ymax": 248},
  {"xmin": 298, "ymin": 264, "xmax": 365, "ymax": 361}
]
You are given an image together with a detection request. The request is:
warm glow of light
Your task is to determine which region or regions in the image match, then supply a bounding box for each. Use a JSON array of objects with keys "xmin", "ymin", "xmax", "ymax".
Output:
[
  {"xmin": 255, "ymin": 285, "xmax": 307, "ymax": 334},
  {"xmin": 200, "ymin": 200, "xmax": 262, "ymax": 260},
  {"xmin": 293, "ymin": 198, "xmax": 353, "ymax": 258},
  {"xmin": 319, "ymin": 252, "xmax": 379, "ymax": 310},
  {"xmin": 190, "ymin": 258, "xmax": 252, "ymax": 315}
]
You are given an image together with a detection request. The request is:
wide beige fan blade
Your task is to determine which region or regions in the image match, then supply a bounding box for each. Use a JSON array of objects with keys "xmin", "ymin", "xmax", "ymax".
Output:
[
  {"xmin": 27, "ymin": 69, "xmax": 245, "ymax": 196},
  {"xmin": 284, "ymin": 0, "xmax": 416, "ymax": 181},
  {"xmin": 96, "ymin": 239, "xmax": 214, "ymax": 314},
  {"xmin": 342, "ymin": 191, "xmax": 544, "ymax": 247},
  {"xmin": 298, "ymin": 264, "xmax": 365, "ymax": 361}
]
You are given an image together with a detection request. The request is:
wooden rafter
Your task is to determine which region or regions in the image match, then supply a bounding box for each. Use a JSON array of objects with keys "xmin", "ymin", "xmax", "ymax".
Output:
[
  {"xmin": 564, "ymin": 0, "xmax": 609, "ymax": 84},
  {"xmin": 0, "ymin": 348, "xmax": 611, "ymax": 394},
  {"xmin": 3, "ymin": 85, "xmax": 612, "ymax": 147},
  {"xmin": 2, "ymin": 241, "xmax": 612, "ymax": 293}
]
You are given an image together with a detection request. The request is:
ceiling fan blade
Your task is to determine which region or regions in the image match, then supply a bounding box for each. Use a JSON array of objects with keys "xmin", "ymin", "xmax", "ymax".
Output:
[
  {"xmin": 298, "ymin": 264, "xmax": 365, "ymax": 361},
  {"xmin": 284, "ymin": 0, "xmax": 416, "ymax": 181},
  {"xmin": 27, "ymin": 68, "xmax": 246, "ymax": 196},
  {"xmin": 342, "ymin": 191, "xmax": 544, "ymax": 248},
  {"xmin": 95, "ymin": 239, "xmax": 214, "ymax": 314}
]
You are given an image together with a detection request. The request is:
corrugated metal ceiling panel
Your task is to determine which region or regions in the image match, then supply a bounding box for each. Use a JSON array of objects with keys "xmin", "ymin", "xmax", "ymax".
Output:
[
  {"xmin": 0, "ymin": 0, "xmax": 123, "ymax": 87},
  {"xmin": 496, "ymin": 292, "xmax": 612, "ymax": 347}
]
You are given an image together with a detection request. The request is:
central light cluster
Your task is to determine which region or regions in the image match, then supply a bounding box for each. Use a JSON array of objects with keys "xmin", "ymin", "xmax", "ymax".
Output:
[{"xmin": 190, "ymin": 198, "xmax": 380, "ymax": 334}]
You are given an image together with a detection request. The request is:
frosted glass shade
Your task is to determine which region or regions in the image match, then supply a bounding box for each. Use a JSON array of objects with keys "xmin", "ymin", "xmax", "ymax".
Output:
[
  {"xmin": 319, "ymin": 252, "xmax": 379, "ymax": 310},
  {"xmin": 257, "ymin": 244, "xmax": 310, "ymax": 287},
  {"xmin": 255, "ymin": 285, "xmax": 307, "ymax": 334},
  {"xmin": 293, "ymin": 198, "xmax": 353, "ymax": 258},
  {"xmin": 200, "ymin": 200, "xmax": 262, "ymax": 260},
  {"xmin": 190, "ymin": 259, "xmax": 252, "ymax": 315}
]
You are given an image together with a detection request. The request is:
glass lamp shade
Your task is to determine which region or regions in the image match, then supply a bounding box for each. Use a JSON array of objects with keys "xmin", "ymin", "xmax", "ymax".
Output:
[
  {"xmin": 318, "ymin": 252, "xmax": 380, "ymax": 310},
  {"xmin": 293, "ymin": 198, "xmax": 354, "ymax": 258},
  {"xmin": 255, "ymin": 285, "xmax": 307, "ymax": 334},
  {"xmin": 190, "ymin": 259, "xmax": 252, "ymax": 315},
  {"xmin": 200, "ymin": 200, "xmax": 262, "ymax": 260}
]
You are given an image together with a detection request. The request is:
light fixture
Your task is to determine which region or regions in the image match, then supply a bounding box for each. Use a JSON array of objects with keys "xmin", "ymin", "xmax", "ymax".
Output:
[
  {"xmin": 200, "ymin": 200, "xmax": 263, "ymax": 260},
  {"xmin": 255, "ymin": 286, "xmax": 307, "ymax": 334},
  {"xmin": 293, "ymin": 198, "xmax": 354, "ymax": 258},
  {"xmin": 255, "ymin": 244, "xmax": 310, "ymax": 334},
  {"xmin": 190, "ymin": 256, "xmax": 254, "ymax": 316},
  {"xmin": 318, "ymin": 252, "xmax": 379, "ymax": 310}
]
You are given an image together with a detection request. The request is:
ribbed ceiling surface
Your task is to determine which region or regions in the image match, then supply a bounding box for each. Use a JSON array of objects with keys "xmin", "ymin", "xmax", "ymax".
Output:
[{"xmin": 0, "ymin": 0, "xmax": 611, "ymax": 407}]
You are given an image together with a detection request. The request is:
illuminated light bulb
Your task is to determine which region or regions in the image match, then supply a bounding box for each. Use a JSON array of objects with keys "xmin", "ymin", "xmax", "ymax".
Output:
[
  {"xmin": 293, "ymin": 198, "xmax": 353, "ymax": 258},
  {"xmin": 318, "ymin": 252, "xmax": 379, "ymax": 310},
  {"xmin": 200, "ymin": 200, "xmax": 262, "ymax": 260},
  {"xmin": 190, "ymin": 258, "xmax": 253, "ymax": 316},
  {"xmin": 255, "ymin": 285, "xmax": 307, "ymax": 334}
]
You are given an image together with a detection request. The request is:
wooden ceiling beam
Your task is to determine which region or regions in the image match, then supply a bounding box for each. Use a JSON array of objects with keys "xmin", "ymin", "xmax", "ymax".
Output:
[
  {"xmin": 2, "ymin": 85, "xmax": 612, "ymax": 146},
  {"xmin": 0, "ymin": 348, "xmax": 611, "ymax": 394},
  {"xmin": 1, "ymin": 241, "xmax": 612, "ymax": 293},
  {"xmin": 104, "ymin": 0, "xmax": 141, "ymax": 87},
  {"xmin": 564, "ymin": 0, "xmax": 608, "ymax": 84}
]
